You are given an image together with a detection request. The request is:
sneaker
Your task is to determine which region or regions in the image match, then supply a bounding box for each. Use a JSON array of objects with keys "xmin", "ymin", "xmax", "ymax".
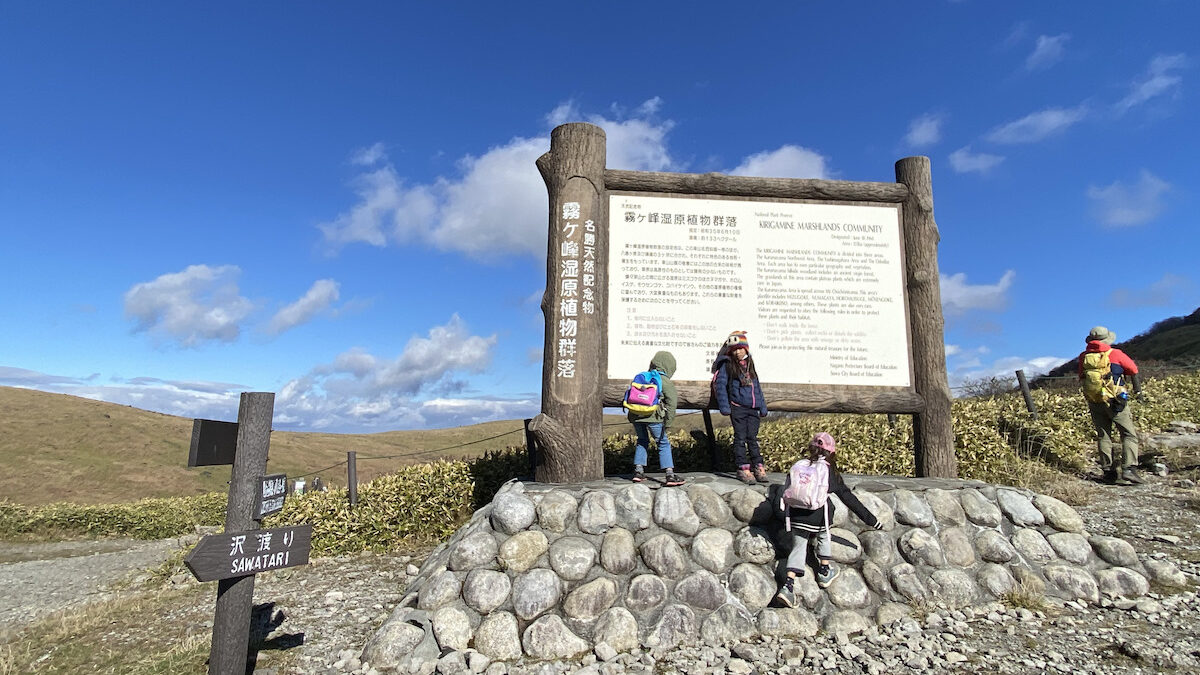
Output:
[
  {"xmin": 664, "ymin": 471, "xmax": 685, "ymax": 487},
  {"xmin": 816, "ymin": 564, "xmax": 839, "ymax": 588},
  {"xmin": 1121, "ymin": 468, "xmax": 1145, "ymax": 485},
  {"xmin": 774, "ymin": 585, "xmax": 797, "ymax": 608},
  {"xmin": 632, "ymin": 466, "xmax": 646, "ymax": 483},
  {"xmin": 737, "ymin": 467, "xmax": 755, "ymax": 484},
  {"xmin": 753, "ymin": 464, "xmax": 769, "ymax": 483}
]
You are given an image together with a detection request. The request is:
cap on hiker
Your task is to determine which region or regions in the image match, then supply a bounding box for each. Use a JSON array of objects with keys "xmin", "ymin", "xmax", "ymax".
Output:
[
  {"xmin": 809, "ymin": 432, "xmax": 836, "ymax": 454},
  {"xmin": 1087, "ymin": 326, "xmax": 1116, "ymax": 344}
]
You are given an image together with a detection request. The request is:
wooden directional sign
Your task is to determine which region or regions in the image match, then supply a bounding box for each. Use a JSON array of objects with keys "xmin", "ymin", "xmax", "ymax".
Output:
[
  {"xmin": 188, "ymin": 419, "xmax": 240, "ymax": 467},
  {"xmin": 184, "ymin": 524, "xmax": 312, "ymax": 582},
  {"xmin": 256, "ymin": 474, "xmax": 287, "ymax": 520}
]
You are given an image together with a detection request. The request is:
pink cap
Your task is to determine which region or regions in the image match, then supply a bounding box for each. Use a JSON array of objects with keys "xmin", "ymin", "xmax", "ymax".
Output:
[{"xmin": 809, "ymin": 432, "xmax": 836, "ymax": 454}]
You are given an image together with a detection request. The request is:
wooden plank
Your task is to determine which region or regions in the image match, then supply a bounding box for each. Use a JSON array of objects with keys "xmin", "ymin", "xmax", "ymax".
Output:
[
  {"xmin": 188, "ymin": 419, "xmax": 239, "ymax": 467},
  {"xmin": 185, "ymin": 524, "xmax": 312, "ymax": 582},
  {"xmin": 602, "ymin": 380, "xmax": 925, "ymax": 414},
  {"xmin": 604, "ymin": 169, "xmax": 910, "ymax": 203}
]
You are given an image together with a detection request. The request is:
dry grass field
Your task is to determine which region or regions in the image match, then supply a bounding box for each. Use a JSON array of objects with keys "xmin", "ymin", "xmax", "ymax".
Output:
[{"xmin": 0, "ymin": 386, "xmax": 727, "ymax": 505}]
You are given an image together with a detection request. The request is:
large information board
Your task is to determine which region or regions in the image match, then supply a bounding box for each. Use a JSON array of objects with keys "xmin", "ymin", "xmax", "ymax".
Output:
[{"xmin": 608, "ymin": 194, "xmax": 911, "ymax": 387}]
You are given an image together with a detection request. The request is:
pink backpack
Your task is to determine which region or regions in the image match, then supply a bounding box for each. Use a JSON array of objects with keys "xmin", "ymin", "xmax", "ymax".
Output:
[{"xmin": 782, "ymin": 458, "xmax": 830, "ymax": 509}]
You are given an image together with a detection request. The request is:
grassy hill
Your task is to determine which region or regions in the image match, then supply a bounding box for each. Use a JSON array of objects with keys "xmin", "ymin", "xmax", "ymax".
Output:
[
  {"xmin": 0, "ymin": 386, "xmax": 727, "ymax": 505},
  {"xmin": 1043, "ymin": 306, "xmax": 1200, "ymax": 380}
]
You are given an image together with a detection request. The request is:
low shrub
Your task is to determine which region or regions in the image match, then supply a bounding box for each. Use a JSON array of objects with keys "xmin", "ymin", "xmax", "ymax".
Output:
[{"xmin": 0, "ymin": 492, "xmax": 226, "ymax": 540}]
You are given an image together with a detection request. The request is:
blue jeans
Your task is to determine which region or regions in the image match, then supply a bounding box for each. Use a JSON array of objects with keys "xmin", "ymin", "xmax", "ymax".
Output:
[{"xmin": 633, "ymin": 422, "xmax": 673, "ymax": 470}]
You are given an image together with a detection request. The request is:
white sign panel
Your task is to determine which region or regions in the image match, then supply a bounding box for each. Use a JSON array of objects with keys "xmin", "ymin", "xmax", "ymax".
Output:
[{"xmin": 608, "ymin": 194, "xmax": 911, "ymax": 387}]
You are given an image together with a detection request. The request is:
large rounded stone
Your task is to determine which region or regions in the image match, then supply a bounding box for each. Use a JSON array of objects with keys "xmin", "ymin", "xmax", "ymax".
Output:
[
  {"xmin": 511, "ymin": 568, "xmax": 561, "ymax": 620},
  {"xmin": 614, "ymin": 483, "xmax": 653, "ymax": 531},
  {"xmin": 549, "ymin": 536, "xmax": 596, "ymax": 581},
  {"xmin": 861, "ymin": 560, "xmax": 893, "ymax": 599},
  {"xmin": 1033, "ymin": 494, "xmax": 1084, "ymax": 533},
  {"xmin": 687, "ymin": 483, "xmax": 733, "ymax": 525},
  {"xmin": 757, "ymin": 607, "xmax": 819, "ymax": 637},
  {"xmin": 889, "ymin": 563, "xmax": 928, "ymax": 601},
  {"xmin": 929, "ymin": 568, "xmax": 977, "ymax": 608},
  {"xmin": 692, "ymin": 527, "xmax": 734, "ymax": 573},
  {"xmin": 938, "ymin": 527, "xmax": 976, "ymax": 567},
  {"xmin": 727, "ymin": 487, "xmax": 772, "ymax": 524},
  {"xmin": 700, "ymin": 603, "xmax": 755, "ymax": 645},
  {"xmin": 1096, "ymin": 567, "xmax": 1150, "ymax": 598},
  {"xmin": 823, "ymin": 610, "xmax": 873, "ymax": 635},
  {"xmin": 462, "ymin": 569, "xmax": 511, "ymax": 614},
  {"xmin": 925, "ymin": 488, "xmax": 967, "ymax": 525},
  {"xmin": 536, "ymin": 490, "xmax": 578, "ymax": 533},
  {"xmin": 600, "ymin": 527, "xmax": 637, "ymax": 575},
  {"xmin": 997, "ymin": 489, "xmax": 1045, "ymax": 527},
  {"xmin": 654, "ymin": 487, "xmax": 701, "ymax": 535},
  {"xmin": 974, "ymin": 529, "xmax": 1017, "ymax": 563},
  {"xmin": 640, "ymin": 533, "xmax": 688, "ymax": 579},
  {"xmin": 828, "ymin": 528, "xmax": 862, "ymax": 564},
  {"xmin": 898, "ymin": 528, "xmax": 946, "ymax": 567},
  {"xmin": 728, "ymin": 563, "xmax": 775, "ymax": 610},
  {"xmin": 1011, "ymin": 567, "xmax": 1046, "ymax": 596},
  {"xmin": 649, "ymin": 604, "xmax": 696, "ymax": 649},
  {"xmin": 474, "ymin": 611, "xmax": 522, "ymax": 661},
  {"xmin": 1044, "ymin": 563, "xmax": 1099, "ymax": 604},
  {"xmin": 1144, "ymin": 559, "xmax": 1188, "ymax": 587},
  {"xmin": 593, "ymin": 607, "xmax": 639, "ymax": 652},
  {"xmin": 1090, "ymin": 536, "xmax": 1139, "ymax": 567},
  {"xmin": 563, "ymin": 577, "xmax": 618, "ymax": 621},
  {"xmin": 417, "ymin": 570, "xmax": 462, "ymax": 610},
  {"xmin": 1011, "ymin": 528, "xmax": 1055, "ymax": 564},
  {"xmin": 449, "ymin": 530, "xmax": 498, "ymax": 571},
  {"xmin": 827, "ymin": 493, "xmax": 849, "ymax": 528},
  {"xmin": 522, "ymin": 615, "xmax": 589, "ymax": 660},
  {"xmin": 859, "ymin": 530, "xmax": 897, "ymax": 566},
  {"xmin": 793, "ymin": 572, "xmax": 823, "ymax": 609},
  {"xmin": 848, "ymin": 491, "xmax": 894, "ymax": 530},
  {"xmin": 498, "ymin": 530, "xmax": 548, "ymax": 573},
  {"xmin": 1047, "ymin": 532, "xmax": 1091, "ymax": 565},
  {"xmin": 674, "ymin": 569, "xmax": 726, "ymax": 610},
  {"xmin": 432, "ymin": 606, "xmax": 473, "ymax": 651},
  {"xmin": 892, "ymin": 489, "xmax": 934, "ymax": 527},
  {"xmin": 361, "ymin": 619, "xmax": 424, "ymax": 670},
  {"xmin": 626, "ymin": 574, "xmax": 668, "ymax": 612},
  {"xmin": 826, "ymin": 567, "xmax": 871, "ymax": 609},
  {"xmin": 491, "ymin": 491, "xmax": 536, "ymax": 534},
  {"xmin": 734, "ymin": 526, "xmax": 776, "ymax": 564},
  {"xmin": 960, "ymin": 488, "xmax": 1002, "ymax": 526},
  {"xmin": 577, "ymin": 491, "xmax": 616, "ymax": 534},
  {"xmin": 875, "ymin": 602, "xmax": 912, "ymax": 626},
  {"xmin": 976, "ymin": 563, "xmax": 1017, "ymax": 597}
]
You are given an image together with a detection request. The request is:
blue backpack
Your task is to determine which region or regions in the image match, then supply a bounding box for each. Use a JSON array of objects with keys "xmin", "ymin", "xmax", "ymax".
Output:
[{"xmin": 623, "ymin": 370, "xmax": 663, "ymax": 417}]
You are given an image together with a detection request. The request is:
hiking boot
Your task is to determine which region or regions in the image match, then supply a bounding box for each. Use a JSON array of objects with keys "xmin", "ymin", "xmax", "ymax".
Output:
[
  {"xmin": 1101, "ymin": 468, "xmax": 1119, "ymax": 485},
  {"xmin": 816, "ymin": 563, "xmax": 839, "ymax": 588},
  {"xmin": 774, "ymin": 584, "xmax": 797, "ymax": 608},
  {"xmin": 664, "ymin": 471, "xmax": 685, "ymax": 487},
  {"xmin": 737, "ymin": 467, "xmax": 755, "ymax": 484},
  {"xmin": 1121, "ymin": 468, "xmax": 1145, "ymax": 484},
  {"xmin": 753, "ymin": 464, "xmax": 769, "ymax": 483},
  {"xmin": 632, "ymin": 466, "xmax": 646, "ymax": 483}
]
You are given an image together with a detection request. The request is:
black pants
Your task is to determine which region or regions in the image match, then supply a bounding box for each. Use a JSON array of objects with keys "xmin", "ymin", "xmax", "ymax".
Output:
[{"xmin": 731, "ymin": 406, "xmax": 763, "ymax": 467}]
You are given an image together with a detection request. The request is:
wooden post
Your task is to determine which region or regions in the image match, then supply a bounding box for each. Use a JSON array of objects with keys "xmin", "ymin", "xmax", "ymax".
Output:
[
  {"xmin": 523, "ymin": 418, "xmax": 538, "ymax": 478},
  {"xmin": 702, "ymin": 409, "xmax": 718, "ymax": 470},
  {"xmin": 209, "ymin": 392, "xmax": 274, "ymax": 675},
  {"xmin": 347, "ymin": 451, "xmax": 358, "ymax": 507},
  {"xmin": 532, "ymin": 122, "xmax": 607, "ymax": 483},
  {"xmin": 1015, "ymin": 369, "xmax": 1038, "ymax": 419},
  {"xmin": 896, "ymin": 157, "xmax": 956, "ymax": 478},
  {"xmin": 887, "ymin": 413, "xmax": 898, "ymax": 429}
]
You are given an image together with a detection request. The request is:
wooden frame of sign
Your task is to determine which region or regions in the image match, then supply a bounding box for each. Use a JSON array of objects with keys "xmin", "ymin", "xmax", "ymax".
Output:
[{"xmin": 533, "ymin": 122, "xmax": 955, "ymax": 483}]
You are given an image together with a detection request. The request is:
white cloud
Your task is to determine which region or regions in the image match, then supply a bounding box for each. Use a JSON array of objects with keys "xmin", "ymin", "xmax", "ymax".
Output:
[
  {"xmin": 948, "ymin": 146, "xmax": 1004, "ymax": 174},
  {"xmin": 904, "ymin": 113, "xmax": 943, "ymax": 148},
  {"xmin": 319, "ymin": 100, "xmax": 677, "ymax": 261},
  {"xmin": 940, "ymin": 270, "xmax": 1016, "ymax": 315},
  {"xmin": 1116, "ymin": 53, "xmax": 1187, "ymax": 114},
  {"xmin": 1086, "ymin": 169, "xmax": 1170, "ymax": 227},
  {"xmin": 0, "ymin": 368, "xmax": 247, "ymax": 421},
  {"xmin": 729, "ymin": 145, "xmax": 830, "ymax": 179},
  {"xmin": 1025, "ymin": 34, "xmax": 1069, "ymax": 71},
  {"xmin": 123, "ymin": 264, "xmax": 254, "ymax": 347},
  {"xmin": 1109, "ymin": 273, "xmax": 1191, "ymax": 308},
  {"xmin": 267, "ymin": 279, "xmax": 341, "ymax": 335},
  {"xmin": 985, "ymin": 106, "xmax": 1087, "ymax": 144},
  {"xmin": 351, "ymin": 142, "xmax": 387, "ymax": 166}
]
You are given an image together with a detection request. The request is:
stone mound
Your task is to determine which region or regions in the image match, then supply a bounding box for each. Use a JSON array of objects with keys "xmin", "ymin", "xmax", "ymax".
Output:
[{"xmin": 361, "ymin": 473, "xmax": 1187, "ymax": 672}]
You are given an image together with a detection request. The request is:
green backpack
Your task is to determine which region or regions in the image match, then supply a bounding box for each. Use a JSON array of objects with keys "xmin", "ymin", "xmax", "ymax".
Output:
[{"xmin": 1080, "ymin": 350, "xmax": 1125, "ymax": 404}]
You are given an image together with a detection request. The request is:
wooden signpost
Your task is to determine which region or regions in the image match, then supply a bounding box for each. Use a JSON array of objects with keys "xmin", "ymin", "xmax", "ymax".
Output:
[{"xmin": 185, "ymin": 392, "xmax": 312, "ymax": 675}]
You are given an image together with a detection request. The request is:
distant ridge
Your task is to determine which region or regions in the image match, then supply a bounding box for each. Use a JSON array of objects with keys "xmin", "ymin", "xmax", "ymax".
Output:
[{"xmin": 1042, "ymin": 306, "xmax": 1200, "ymax": 379}]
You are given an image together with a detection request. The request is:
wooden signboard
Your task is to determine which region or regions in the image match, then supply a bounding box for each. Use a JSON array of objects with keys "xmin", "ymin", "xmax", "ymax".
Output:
[
  {"xmin": 188, "ymin": 419, "xmax": 239, "ymax": 467},
  {"xmin": 256, "ymin": 473, "xmax": 287, "ymax": 519},
  {"xmin": 184, "ymin": 524, "xmax": 312, "ymax": 583}
]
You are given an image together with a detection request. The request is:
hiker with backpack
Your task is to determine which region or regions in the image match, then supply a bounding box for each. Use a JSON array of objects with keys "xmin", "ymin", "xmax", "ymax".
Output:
[
  {"xmin": 1078, "ymin": 325, "xmax": 1143, "ymax": 485},
  {"xmin": 712, "ymin": 331, "xmax": 770, "ymax": 484},
  {"xmin": 775, "ymin": 432, "xmax": 882, "ymax": 606},
  {"xmin": 623, "ymin": 350, "xmax": 684, "ymax": 486}
]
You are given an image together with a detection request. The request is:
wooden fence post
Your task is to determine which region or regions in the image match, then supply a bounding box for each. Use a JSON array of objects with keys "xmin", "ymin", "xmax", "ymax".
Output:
[
  {"xmin": 1015, "ymin": 369, "xmax": 1038, "ymax": 419},
  {"xmin": 209, "ymin": 392, "xmax": 273, "ymax": 675},
  {"xmin": 896, "ymin": 157, "xmax": 956, "ymax": 478},
  {"xmin": 347, "ymin": 451, "xmax": 358, "ymax": 507}
]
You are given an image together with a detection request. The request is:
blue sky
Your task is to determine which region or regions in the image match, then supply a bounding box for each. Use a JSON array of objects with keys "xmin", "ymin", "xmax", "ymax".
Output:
[{"xmin": 1, "ymin": 3, "xmax": 1195, "ymax": 432}]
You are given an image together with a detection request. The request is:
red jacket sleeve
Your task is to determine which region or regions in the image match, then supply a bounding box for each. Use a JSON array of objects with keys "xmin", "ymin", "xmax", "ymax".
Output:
[{"xmin": 1107, "ymin": 348, "xmax": 1139, "ymax": 375}]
